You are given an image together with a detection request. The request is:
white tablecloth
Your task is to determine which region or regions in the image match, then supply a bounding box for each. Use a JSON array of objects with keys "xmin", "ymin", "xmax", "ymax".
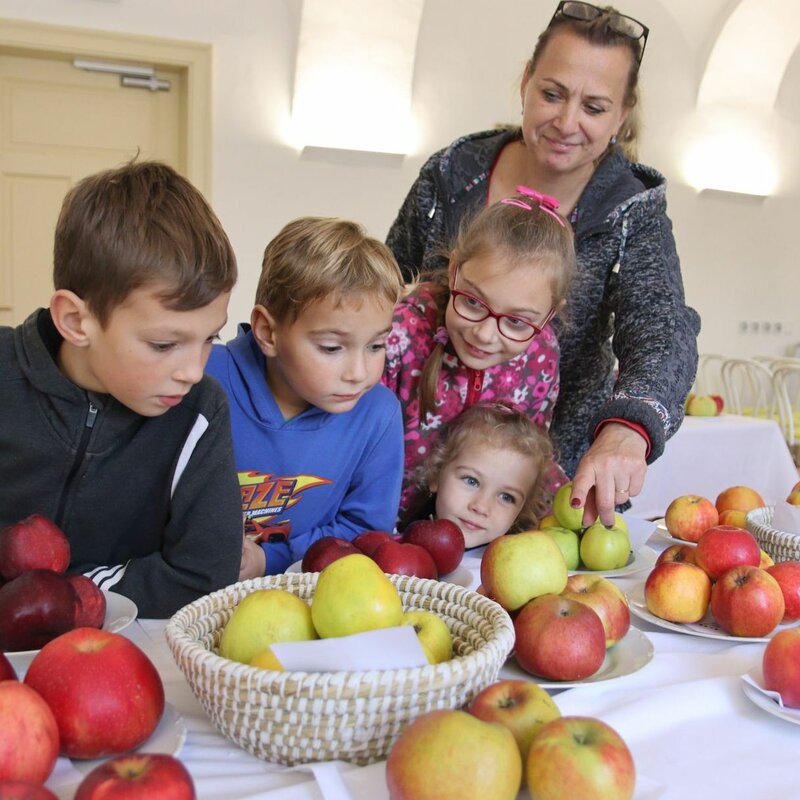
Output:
[
  {"xmin": 43, "ymin": 531, "xmax": 800, "ymax": 800},
  {"xmin": 629, "ymin": 414, "xmax": 798, "ymax": 519}
]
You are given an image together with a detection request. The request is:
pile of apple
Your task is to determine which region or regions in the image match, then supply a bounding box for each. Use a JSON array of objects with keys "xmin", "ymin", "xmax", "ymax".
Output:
[
  {"xmin": 540, "ymin": 483, "xmax": 632, "ymax": 572},
  {"xmin": 300, "ymin": 519, "xmax": 465, "ymax": 580},
  {"xmin": 220, "ymin": 552, "xmax": 454, "ymax": 669},
  {"xmin": 479, "ymin": 530, "xmax": 631, "ymax": 681},
  {"xmin": 386, "ymin": 678, "xmax": 635, "ymax": 800},
  {"xmin": 0, "ymin": 515, "xmax": 107, "ymax": 652}
]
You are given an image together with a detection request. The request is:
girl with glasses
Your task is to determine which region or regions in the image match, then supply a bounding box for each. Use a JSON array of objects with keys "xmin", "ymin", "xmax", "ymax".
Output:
[
  {"xmin": 386, "ymin": 2, "xmax": 700, "ymax": 528},
  {"xmin": 383, "ymin": 190, "xmax": 575, "ymax": 527}
]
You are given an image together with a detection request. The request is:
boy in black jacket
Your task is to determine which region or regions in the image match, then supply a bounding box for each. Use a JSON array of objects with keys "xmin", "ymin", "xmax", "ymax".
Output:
[{"xmin": 0, "ymin": 161, "xmax": 249, "ymax": 617}]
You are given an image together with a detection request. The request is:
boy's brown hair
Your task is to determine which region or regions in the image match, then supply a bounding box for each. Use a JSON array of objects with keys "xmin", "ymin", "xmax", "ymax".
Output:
[
  {"xmin": 256, "ymin": 217, "xmax": 403, "ymax": 322},
  {"xmin": 53, "ymin": 160, "xmax": 237, "ymax": 326}
]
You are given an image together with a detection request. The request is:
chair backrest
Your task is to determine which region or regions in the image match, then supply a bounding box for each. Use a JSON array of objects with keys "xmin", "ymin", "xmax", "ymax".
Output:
[
  {"xmin": 771, "ymin": 359, "xmax": 800, "ymax": 449},
  {"xmin": 695, "ymin": 353, "xmax": 726, "ymax": 396},
  {"xmin": 720, "ymin": 357, "xmax": 775, "ymax": 418}
]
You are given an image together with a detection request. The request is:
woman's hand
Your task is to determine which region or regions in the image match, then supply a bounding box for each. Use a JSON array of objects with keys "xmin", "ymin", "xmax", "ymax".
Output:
[
  {"xmin": 570, "ymin": 423, "xmax": 648, "ymax": 527},
  {"xmin": 239, "ymin": 534, "xmax": 266, "ymax": 580}
]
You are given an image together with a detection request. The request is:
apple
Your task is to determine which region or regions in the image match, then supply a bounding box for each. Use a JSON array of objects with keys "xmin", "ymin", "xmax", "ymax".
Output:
[
  {"xmin": 715, "ymin": 485, "xmax": 765, "ymax": 518},
  {"xmin": 644, "ymin": 561, "xmax": 712, "ymax": 623},
  {"xmin": 526, "ymin": 716, "xmax": 635, "ymax": 800},
  {"xmin": 480, "ymin": 532, "xmax": 568, "ymax": 612},
  {"xmin": 402, "ymin": 519, "xmax": 465, "ymax": 576},
  {"xmin": 372, "ymin": 540, "xmax": 438, "ymax": 579},
  {"xmin": 762, "ymin": 628, "xmax": 800, "ymax": 708},
  {"xmin": 787, "ymin": 480, "xmax": 800, "ymax": 506},
  {"xmin": 0, "ymin": 782, "xmax": 58, "ymax": 799},
  {"xmin": 0, "ymin": 515, "xmax": 70, "ymax": 582},
  {"xmin": 542, "ymin": 527, "xmax": 580, "ymax": 571},
  {"xmin": 300, "ymin": 536, "xmax": 360, "ymax": 572},
  {"xmin": 561, "ymin": 574, "xmax": 630, "ymax": 648},
  {"xmin": 0, "ymin": 654, "xmax": 16, "ymax": 683},
  {"xmin": 385, "ymin": 709, "xmax": 522, "ymax": 800},
  {"xmin": 710, "ymin": 565, "xmax": 784, "ymax": 637},
  {"xmin": 759, "ymin": 549, "xmax": 775, "ymax": 569},
  {"xmin": 685, "ymin": 394, "xmax": 718, "ymax": 416},
  {"xmin": 513, "ymin": 594, "xmax": 606, "ymax": 681},
  {"xmin": 219, "ymin": 588, "xmax": 317, "ymax": 665},
  {"xmin": 538, "ymin": 514, "xmax": 560, "ymax": 529},
  {"xmin": 74, "ymin": 753, "xmax": 195, "ymax": 800},
  {"xmin": 352, "ymin": 530, "xmax": 397, "ymax": 558},
  {"xmin": 66, "ymin": 575, "xmax": 107, "ymax": 629},
  {"xmin": 767, "ymin": 561, "xmax": 800, "ymax": 620},
  {"xmin": 401, "ymin": 610, "xmax": 453, "ymax": 664},
  {"xmin": 693, "ymin": 525, "xmax": 761, "ymax": 580},
  {"xmin": 579, "ymin": 520, "xmax": 630, "ymax": 571},
  {"xmin": 711, "ymin": 394, "xmax": 724, "ymax": 413},
  {"xmin": 0, "ymin": 570, "xmax": 79, "ymax": 652},
  {"xmin": 655, "ymin": 543, "xmax": 696, "ymax": 566},
  {"xmin": 718, "ymin": 509, "xmax": 748, "ymax": 528},
  {"xmin": 552, "ymin": 482, "xmax": 583, "ymax": 531},
  {"xmin": 249, "ymin": 648, "xmax": 284, "ymax": 671},
  {"xmin": 24, "ymin": 628, "xmax": 165, "ymax": 759},
  {"xmin": 467, "ymin": 679, "xmax": 560, "ymax": 760},
  {"xmin": 0, "ymin": 681, "xmax": 59, "ymax": 784},
  {"xmin": 663, "ymin": 495, "xmax": 718, "ymax": 543}
]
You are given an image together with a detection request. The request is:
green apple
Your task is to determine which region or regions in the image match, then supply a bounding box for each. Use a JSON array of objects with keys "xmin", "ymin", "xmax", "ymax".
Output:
[
  {"xmin": 542, "ymin": 527, "xmax": 580, "ymax": 571},
  {"xmin": 402, "ymin": 610, "xmax": 453, "ymax": 664},
  {"xmin": 538, "ymin": 514, "xmax": 560, "ymax": 529},
  {"xmin": 311, "ymin": 553, "xmax": 403, "ymax": 638},
  {"xmin": 552, "ymin": 483, "xmax": 584, "ymax": 531},
  {"xmin": 579, "ymin": 521, "xmax": 631, "ymax": 571}
]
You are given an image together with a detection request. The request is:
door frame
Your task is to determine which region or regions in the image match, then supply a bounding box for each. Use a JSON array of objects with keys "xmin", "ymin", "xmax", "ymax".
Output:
[{"xmin": 0, "ymin": 17, "xmax": 212, "ymax": 194}]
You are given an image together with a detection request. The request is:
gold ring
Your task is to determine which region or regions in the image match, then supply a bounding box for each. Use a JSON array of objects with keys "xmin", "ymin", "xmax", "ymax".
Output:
[{"xmin": 616, "ymin": 488, "xmax": 629, "ymax": 495}]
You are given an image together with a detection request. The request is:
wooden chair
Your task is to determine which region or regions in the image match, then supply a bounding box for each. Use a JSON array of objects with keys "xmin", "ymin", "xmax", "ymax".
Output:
[{"xmin": 720, "ymin": 357, "xmax": 776, "ymax": 419}]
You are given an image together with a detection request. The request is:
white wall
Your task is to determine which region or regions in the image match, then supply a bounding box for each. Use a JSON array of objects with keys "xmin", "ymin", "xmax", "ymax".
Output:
[{"xmin": 1, "ymin": 0, "xmax": 798, "ymax": 355}]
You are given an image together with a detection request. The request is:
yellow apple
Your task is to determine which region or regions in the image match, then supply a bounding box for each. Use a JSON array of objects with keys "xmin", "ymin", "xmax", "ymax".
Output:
[
  {"xmin": 311, "ymin": 553, "xmax": 403, "ymax": 638},
  {"xmin": 249, "ymin": 647, "xmax": 284, "ymax": 671},
  {"xmin": 644, "ymin": 562, "xmax": 711, "ymax": 623},
  {"xmin": 402, "ymin": 610, "xmax": 453, "ymax": 664},
  {"xmin": 760, "ymin": 549, "xmax": 775, "ymax": 569},
  {"xmin": 538, "ymin": 514, "xmax": 560, "ymax": 529},
  {"xmin": 715, "ymin": 485, "xmax": 765, "ymax": 518},
  {"xmin": 786, "ymin": 481, "xmax": 800, "ymax": 506},
  {"xmin": 219, "ymin": 588, "xmax": 317, "ymax": 665},
  {"xmin": 552, "ymin": 482, "xmax": 584, "ymax": 531}
]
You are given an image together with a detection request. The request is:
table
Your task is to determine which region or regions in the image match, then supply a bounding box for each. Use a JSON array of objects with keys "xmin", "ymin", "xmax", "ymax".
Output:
[
  {"xmin": 629, "ymin": 414, "xmax": 799, "ymax": 519},
  {"xmin": 42, "ymin": 531, "xmax": 800, "ymax": 800}
]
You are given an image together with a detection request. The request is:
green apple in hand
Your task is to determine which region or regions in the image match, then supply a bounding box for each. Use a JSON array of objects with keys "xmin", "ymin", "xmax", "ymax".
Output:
[
  {"xmin": 543, "ymin": 527, "xmax": 580, "ymax": 571},
  {"xmin": 579, "ymin": 520, "xmax": 631, "ymax": 571},
  {"xmin": 552, "ymin": 483, "xmax": 584, "ymax": 531}
]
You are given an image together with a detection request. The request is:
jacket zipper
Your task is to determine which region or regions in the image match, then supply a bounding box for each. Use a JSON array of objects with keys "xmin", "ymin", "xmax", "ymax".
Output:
[
  {"xmin": 465, "ymin": 369, "xmax": 484, "ymax": 408},
  {"xmin": 54, "ymin": 401, "xmax": 98, "ymax": 528}
]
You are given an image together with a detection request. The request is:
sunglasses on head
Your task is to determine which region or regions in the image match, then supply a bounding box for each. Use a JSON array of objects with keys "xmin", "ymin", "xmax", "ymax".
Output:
[{"xmin": 549, "ymin": 1, "xmax": 649, "ymax": 64}]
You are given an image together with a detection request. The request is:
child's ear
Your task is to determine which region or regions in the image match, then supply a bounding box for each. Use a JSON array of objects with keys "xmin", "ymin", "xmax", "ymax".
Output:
[
  {"xmin": 49, "ymin": 289, "xmax": 94, "ymax": 347},
  {"xmin": 250, "ymin": 304, "xmax": 279, "ymax": 357}
]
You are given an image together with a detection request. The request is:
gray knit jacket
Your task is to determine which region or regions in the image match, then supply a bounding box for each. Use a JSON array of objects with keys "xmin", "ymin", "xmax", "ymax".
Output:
[{"xmin": 386, "ymin": 128, "xmax": 700, "ymax": 478}]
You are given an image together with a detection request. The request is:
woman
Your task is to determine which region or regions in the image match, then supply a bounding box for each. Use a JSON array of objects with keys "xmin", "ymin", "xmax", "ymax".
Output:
[{"xmin": 387, "ymin": 1, "xmax": 700, "ymax": 526}]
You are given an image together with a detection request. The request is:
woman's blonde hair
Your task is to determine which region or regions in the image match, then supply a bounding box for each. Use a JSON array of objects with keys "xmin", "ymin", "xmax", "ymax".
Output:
[{"xmin": 417, "ymin": 403, "xmax": 554, "ymax": 531}]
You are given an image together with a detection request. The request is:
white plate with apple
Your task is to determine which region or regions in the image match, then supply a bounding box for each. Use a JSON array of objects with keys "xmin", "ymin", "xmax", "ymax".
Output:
[
  {"xmin": 498, "ymin": 627, "xmax": 654, "ymax": 689},
  {"xmin": 286, "ymin": 560, "xmax": 474, "ymax": 588},
  {"xmin": 627, "ymin": 582, "xmax": 800, "ymax": 643},
  {"xmin": 652, "ymin": 518, "xmax": 696, "ymax": 546},
  {"xmin": 740, "ymin": 667, "xmax": 800, "ymax": 727},
  {"xmin": 570, "ymin": 545, "xmax": 658, "ymax": 579}
]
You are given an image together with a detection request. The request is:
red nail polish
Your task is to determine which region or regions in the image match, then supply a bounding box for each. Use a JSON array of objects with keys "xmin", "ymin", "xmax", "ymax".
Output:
[{"xmin": 570, "ymin": 498, "xmax": 581, "ymax": 508}]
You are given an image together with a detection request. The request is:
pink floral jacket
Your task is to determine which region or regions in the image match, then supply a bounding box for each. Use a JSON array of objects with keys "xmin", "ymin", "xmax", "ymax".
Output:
[{"xmin": 382, "ymin": 283, "xmax": 564, "ymax": 521}]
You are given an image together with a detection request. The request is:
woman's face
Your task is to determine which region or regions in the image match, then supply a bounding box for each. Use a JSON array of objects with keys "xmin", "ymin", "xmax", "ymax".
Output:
[{"xmin": 520, "ymin": 28, "xmax": 633, "ymax": 182}]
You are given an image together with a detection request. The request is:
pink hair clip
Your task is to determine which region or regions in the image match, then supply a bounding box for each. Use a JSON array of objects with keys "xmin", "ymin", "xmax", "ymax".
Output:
[
  {"xmin": 433, "ymin": 326, "xmax": 449, "ymax": 346},
  {"xmin": 500, "ymin": 185, "xmax": 566, "ymax": 228}
]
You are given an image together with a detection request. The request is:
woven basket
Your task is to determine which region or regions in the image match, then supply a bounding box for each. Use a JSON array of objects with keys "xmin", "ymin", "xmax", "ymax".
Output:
[
  {"xmin": 747, "ymin": 506, "xmax": 800, "ymax": 562},
  {"xmin": 165, "ymin": 572, "xmax": 514, "ymax": 766}
]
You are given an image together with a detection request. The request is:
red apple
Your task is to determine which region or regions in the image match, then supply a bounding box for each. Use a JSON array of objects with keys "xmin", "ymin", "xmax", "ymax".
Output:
[
  {"xmin": 67, "ymin": 575, "xmax": 107, "ymax": 629},
  {"xmin": 74, "ymin": 753, "xmax": 196, "ymax": 800},
  {"xmin": 0, "ymin": 681, "xmax": 59, "ymax": 784},
  {"xmin": 767, "ymin": 561, "xmax": 800, "ymax": 621},
  {"xmin": 0, "ymin": 570, "xmax": 79, "ymax": 652},
  {"xmin": 693, "ymin": 525, "xmax": 761, "ymax": 580},
  {"xmin": 24, "ymin": 628, "xmax": 165, "ymax": 759},
  {"xmin": 372, "ymin": 540, "xmax": 438, "ymax": 579},
  {"xmin": 0, "ymin": 515, "xmax": 70, "ymax": 581},
  {"xmin": 402, "ymin": 519, "xmax": 465, "ymax": 576},
  {"xmin": 467, "ymin": 679, "xmax": 560, "ymax": 760},
  {"xmin": 525, "ymin": 716, "xmax": 635, "ymax": 800},
  {"xmin": 644, "ymin": 561, "xmax": 711, "ymax": 623},
  {"xmin": 561, "ymin": 574, "xmax": 630, "ymax": 648},
  {"xmin": 351, "ymin": 530, "xmax": 397, "ymax": 558},
  {"xmin": 300, "ymin": 536, "xmax": 360, "ymax": 572},
  {"xmin": 513, "ymin": 594, "xmax": 606, "ymax": 681},
  {"xmin": 711, "ymin": 394, "xmax": 724, "ymax": 413},
  {"xmin": 0, "ymin": 654, "xmax": 16, "ymax": 683},
  {"xmin": 655, "ymin": 543, "xmax": 696, "ymax": 566},
  {"xmin": 762, "ymin": 628, "xmax": 800, "ymax": 708},
  {"xmin": 663, "ymin": 495, "xmax": 718, "ymax": 543},
  {"xmin": 0, "ymin": 782, "xmax": 58, "ymax": 799},
  {"xmin": 711, "ymin": 565, "xmax": 785, "ymax": 637}
]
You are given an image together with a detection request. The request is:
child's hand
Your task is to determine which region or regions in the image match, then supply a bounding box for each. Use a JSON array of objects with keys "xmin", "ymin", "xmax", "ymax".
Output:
[{"xmin": 239, "ymin": 534, "xmax": 266, "ymax": 579}]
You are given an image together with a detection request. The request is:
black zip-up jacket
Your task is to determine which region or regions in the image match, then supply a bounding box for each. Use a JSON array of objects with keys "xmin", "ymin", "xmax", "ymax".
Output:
[{"xmin": 0, "ymin": 309, "xmax": 242, "ymax": 617}]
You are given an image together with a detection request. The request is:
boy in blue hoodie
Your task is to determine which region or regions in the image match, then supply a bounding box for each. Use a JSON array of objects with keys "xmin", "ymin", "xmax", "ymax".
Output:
[{"xmin": 206, "ymin": 217, "xmax": 405, "ymax": 575}]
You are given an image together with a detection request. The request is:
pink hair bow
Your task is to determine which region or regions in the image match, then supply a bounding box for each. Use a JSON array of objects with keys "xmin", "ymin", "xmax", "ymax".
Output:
[{"xmin": 500, "ymin": 185, "xmax": 566, "ymax": 228}]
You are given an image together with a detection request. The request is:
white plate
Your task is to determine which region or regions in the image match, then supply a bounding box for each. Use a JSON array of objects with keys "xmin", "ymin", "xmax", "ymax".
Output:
[
  {"xmin": 6, "ymin": 590, "xmax": 138, "ymax": 675},
  {"xmin": 652, "ymin": 518, "xmax": 699, "ymax": 546},
  {"xmin": 498, "ymin": 627, "xmax": 654, "ymax": 689},
  {"xmin": 570, "ymin": 545, "xmax": 658, "ymax": 578},
  {"xmin": 286, "ymin": 560, "xmax": 474, "ymax": 588},
  {"xmin": 741, "ymin": 671, "xmax": 800, "ymax": 727},
  {"xmin": 628, "ymin": 581, "xmax": 800, "ymax": 643},
  {"xmin": 69, "ymin": 702, "xmax": 187, "ymax": 774}
]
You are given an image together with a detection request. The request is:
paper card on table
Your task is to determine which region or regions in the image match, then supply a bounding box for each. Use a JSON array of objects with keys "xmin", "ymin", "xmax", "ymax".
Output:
[
  {"xmin": 271, "ymin": 625, "xmax": 428, "ymax": 672},
  {"xmin": 772, "ymin": 501, "xmax": 800, "ymax": 535}
]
